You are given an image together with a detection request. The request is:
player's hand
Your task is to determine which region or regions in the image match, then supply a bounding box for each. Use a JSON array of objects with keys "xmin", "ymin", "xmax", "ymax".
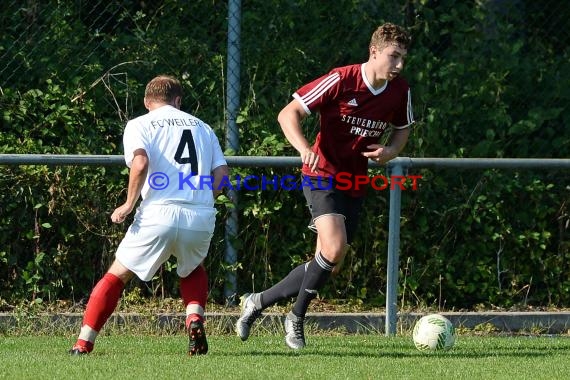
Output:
[
  {"xmin": 361, "ymin": 144, "xmax": 397, "ymax": 165},
  {"xmin": 301, "ymin": 147, "xmax": 319, "ymax": 173},
  {"xmin": 111, "ymin": 204, "xmax": 133, "ymax": 224}
]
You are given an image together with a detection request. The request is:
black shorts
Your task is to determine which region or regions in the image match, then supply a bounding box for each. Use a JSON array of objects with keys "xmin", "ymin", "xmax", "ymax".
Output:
[{"xmin": 301, "ymin": 175, "xmax": 364, "ymax": 244}]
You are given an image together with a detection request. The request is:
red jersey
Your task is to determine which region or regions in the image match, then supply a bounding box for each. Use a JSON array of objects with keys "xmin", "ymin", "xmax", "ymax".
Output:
[{"xmin": 294, "ymin": 63, "xmax": 414, "ymax": 197}]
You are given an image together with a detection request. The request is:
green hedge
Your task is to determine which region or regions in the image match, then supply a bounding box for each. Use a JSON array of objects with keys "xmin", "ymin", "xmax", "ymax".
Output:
[{"xmin": 0, "ymin": 0, "xmax": 568, "ymax": 309}]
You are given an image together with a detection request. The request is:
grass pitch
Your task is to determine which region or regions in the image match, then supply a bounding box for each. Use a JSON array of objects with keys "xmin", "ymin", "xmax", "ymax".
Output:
[{"xmin": 1, "ymin": 334, "xmax": 569, "ymax": 379}]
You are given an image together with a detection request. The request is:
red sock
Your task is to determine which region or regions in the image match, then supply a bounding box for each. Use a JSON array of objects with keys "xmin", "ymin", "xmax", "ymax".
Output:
[
  {"xmin": 82, "ymin": 273, "xmax": 125, "ymax": 331},
  {"xmin": 180, "ymin": 265, "xmax": 208, "ymax": 327}
]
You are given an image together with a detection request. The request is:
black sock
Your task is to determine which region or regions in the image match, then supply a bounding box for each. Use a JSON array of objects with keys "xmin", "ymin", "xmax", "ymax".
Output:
[
  {"xmin": 292, "ymin": 252, "xmax": 334, "ymax": 317},
  {"xmin": 259, "ymin": 263, "xmax": 307, "ymax": 308}
]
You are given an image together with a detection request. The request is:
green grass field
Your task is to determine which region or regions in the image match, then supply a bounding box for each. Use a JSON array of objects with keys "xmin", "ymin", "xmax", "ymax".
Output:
[{"xmin": 1, "ymin": 334, "xmax": 569, "ymax": 379}]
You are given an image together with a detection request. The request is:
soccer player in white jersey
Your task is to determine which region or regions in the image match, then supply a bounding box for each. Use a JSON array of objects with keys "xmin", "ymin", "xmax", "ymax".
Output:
[
  {"xmin": 70, "ymin": 75, "xmax": 228, "ymax": 356},
  {"xmin": 236, "ymin": 23, "xmax": 414, "ymax": 349}
]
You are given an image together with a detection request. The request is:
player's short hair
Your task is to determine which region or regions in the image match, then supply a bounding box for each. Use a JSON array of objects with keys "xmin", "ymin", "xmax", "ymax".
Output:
[
  {"xmin": 145, "ymin": 75, "xmax": 183, "ymax": 104},
  {"xmin": 369, "ymin": 23, "xmax": 411, "ymax": 51}
]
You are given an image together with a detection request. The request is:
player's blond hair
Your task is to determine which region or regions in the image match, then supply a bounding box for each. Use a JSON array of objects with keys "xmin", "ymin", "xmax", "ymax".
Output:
[
  {"xmin": 145, "ymin": 75, "xmax": 183, "ymax": 104},
  {"xmin": 369, "ymin": 23, "xmax": 411, "ymax": 51}
]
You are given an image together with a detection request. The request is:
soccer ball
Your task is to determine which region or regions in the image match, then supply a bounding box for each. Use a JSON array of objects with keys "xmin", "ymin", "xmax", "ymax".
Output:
[{"xmin": 412, "ymin": 314, "xmax": 456, "ymax": 351}]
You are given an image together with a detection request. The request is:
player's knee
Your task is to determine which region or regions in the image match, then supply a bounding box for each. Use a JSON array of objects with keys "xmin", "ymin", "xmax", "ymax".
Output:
[{"xmin": 320, "ymin": 242, "xmax": 346, "ymax": 261}]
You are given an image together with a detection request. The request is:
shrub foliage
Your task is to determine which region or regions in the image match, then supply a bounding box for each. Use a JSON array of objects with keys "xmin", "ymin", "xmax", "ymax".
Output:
[{"xmin": 0, "ymin": 0, "xmax": 568, "ymax": 309}]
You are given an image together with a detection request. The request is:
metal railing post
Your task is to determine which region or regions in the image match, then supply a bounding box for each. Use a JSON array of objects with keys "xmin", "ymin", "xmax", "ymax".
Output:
[
  {"xmin": 224, "ymin": 0, "xmax": 242, "ymax": 303},
  {"xmin": 385, "ymin": 161, "xmax": 404, "ymax": 336}
]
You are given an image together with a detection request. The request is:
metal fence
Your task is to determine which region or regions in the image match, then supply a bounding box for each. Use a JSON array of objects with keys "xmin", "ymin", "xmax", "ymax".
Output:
[{"xmin": 1, "ymin": 153, "xmax": 569, "ymax": 334}]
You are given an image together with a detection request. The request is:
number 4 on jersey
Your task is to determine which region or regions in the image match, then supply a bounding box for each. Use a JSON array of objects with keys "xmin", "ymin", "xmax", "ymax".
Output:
[{"xmin": 174, "ymin": 129, "xmax": 198, "ymax": 175}]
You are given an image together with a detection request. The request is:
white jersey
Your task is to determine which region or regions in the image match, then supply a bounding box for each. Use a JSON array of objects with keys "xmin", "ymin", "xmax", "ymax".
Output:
[{"xmin": 123, "ymin": 105, "xmax": 227, "ymax": 208}]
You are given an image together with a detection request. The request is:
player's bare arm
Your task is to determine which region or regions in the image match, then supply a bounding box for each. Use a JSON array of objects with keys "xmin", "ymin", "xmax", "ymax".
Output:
[
  {"xmin": 111, "ymin": 149, "xmax": 149, "ymax": 223},
  {"xmin": 212, "ymin": 164, "xmax": 229, "ymax": 198},
  {"xmin": 277, "ymin": 99, "xmax": 319, "ymax": 173},
  {"xmin": 362, "ymin": 127, "xmax": 410, "ymax": 165}
]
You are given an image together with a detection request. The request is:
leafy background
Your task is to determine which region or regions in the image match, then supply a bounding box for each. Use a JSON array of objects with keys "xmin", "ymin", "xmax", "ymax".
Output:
[{"xmin": 0, "ymin": 0, "xmax": 568, "ymax": 311}]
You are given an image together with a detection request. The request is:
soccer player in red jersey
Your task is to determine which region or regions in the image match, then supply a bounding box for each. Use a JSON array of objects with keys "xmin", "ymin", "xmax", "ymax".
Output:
[{"xmin": 236, "ymin": 23, "xmax": 414, "ymax": 349}]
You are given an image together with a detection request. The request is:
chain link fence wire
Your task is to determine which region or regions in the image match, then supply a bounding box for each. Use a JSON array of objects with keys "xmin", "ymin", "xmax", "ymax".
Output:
[
  {"xmin": 1, "ymin": 0, "xmax": 231, "ymax": 124},
  {"xmin": 428, "ymin": 0, "xmax": 570, "ymax": 119},
  {"xmin": 2, "ymin": 1, "xmax": 128, "ymax": 89},
  {"xmin": 2, "ymin": 1, "xmax": 569, "ymax": 125}
]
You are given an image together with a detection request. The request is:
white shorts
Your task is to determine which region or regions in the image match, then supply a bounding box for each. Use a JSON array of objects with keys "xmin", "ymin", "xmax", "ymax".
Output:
[{"xmin": 116, "ymin": 204, "xmax": 216, "ymax": 281}]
